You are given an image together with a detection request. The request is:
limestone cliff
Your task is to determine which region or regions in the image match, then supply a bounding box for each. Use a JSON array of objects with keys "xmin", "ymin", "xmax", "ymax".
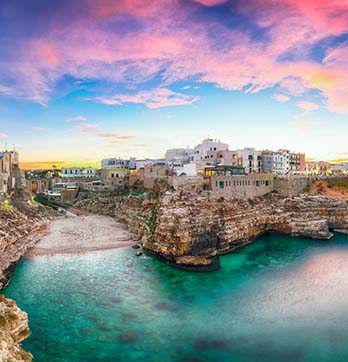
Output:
[
  {"xmin": 75, "ymin": 187, "xmax": 348, "ymax": 269},
  {"xmin": 0, "ymin": 295, "xmax": 32, "ymax": 362},
  {"xmin": 75, "ymin": 191, "xmax": 158, "ymax": 241},
  {"xmin": 148, "ymin": 187, "xmax": 348, "ymax": 267},
  {"xmin": 0, "ymin": 198, "xmax": 49, "ymax": 360},
  {"xmin": 0, "ymin": 199, "xmax": 49, "ymax": 289}
]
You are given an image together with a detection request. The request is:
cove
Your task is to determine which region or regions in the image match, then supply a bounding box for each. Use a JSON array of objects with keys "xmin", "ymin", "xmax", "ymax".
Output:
[{"xmin": 3, "ymin": 233, "xmax": 348, "ymax": 362}]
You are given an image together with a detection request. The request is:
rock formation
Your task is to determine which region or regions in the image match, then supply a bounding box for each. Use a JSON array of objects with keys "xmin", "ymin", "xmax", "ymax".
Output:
[
  {"xmin": 75, "ymin": 187, "xmax": 348, "ymax": 270},
  {"xmin": 0, "ymin": 295, "xmax": 32, "ymax": 362},
  {"xmin": 0, "ymin": 197, "xmax": 49, "ymax": 361},
  {"xmin": 0, "ymin": 199, "xmax": 49, "ymax": 289}
]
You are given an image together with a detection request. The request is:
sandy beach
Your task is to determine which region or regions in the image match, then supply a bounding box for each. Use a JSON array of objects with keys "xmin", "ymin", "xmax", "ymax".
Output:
[{"xmin": 25, "ymin": 215, "xmax": 134, "ymax": 257}]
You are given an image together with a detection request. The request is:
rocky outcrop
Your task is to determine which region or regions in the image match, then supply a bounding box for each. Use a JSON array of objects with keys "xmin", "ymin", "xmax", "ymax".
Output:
[
  {"xmin": 146, "ymin": 188, "xmax": 348, "ymax": 267},
  {"xmin": 0, "ymin": 199, "xmax": 49, "ymax": 289},
  {"xmin": 0, "ymin": 197, "xmax": 50, "ymax": 360},
  {"xmin": 0, "ymin": 295, "xmax": 32, "ymax": 362},
  {"xmin": 75, "ymin": 191, "xmax": 159, "ymax": 241},
  {"xmin": 75, "ymin": 187, "xmax": 348, "ymax": 270}
]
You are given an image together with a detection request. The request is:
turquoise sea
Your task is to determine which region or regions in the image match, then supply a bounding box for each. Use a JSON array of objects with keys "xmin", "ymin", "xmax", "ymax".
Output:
[{"xmin": 4, "ymin": 233, "xmax": 348, "ymax": 362}]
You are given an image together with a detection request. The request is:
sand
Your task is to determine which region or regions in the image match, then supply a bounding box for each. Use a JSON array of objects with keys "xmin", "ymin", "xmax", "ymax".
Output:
[{"xmin": 25, "ymin": 215, "xmax": 134, "ymax": 257}]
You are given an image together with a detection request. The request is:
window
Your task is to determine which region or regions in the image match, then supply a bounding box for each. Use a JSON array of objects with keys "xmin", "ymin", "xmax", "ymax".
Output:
[
  {"xmin": 265, "ymin": 180, "xmax": 269, "ymax": 186},
  {"xmin": 219, "ymin": 181, "xmax": 224, "ymax": 189},
  {"xmin": 256, "ymin": 180, "xmax": 260, "ymax": 187}
]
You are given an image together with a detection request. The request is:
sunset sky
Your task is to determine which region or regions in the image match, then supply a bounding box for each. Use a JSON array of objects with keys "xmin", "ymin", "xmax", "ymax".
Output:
[{"xmin": 1, "ymin": 0, "xmax": 348, "ymax": 169}]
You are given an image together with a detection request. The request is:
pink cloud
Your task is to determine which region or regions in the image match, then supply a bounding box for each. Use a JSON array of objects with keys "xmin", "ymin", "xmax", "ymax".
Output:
[
  {"xmin": 73, "ymin": 123, "xmax": 99, "ymax": 134},
  {"xmin": 72, "ymin": 123, "xmax": 133, "ymax": 143},
  {"xmin": 192, "ymin": 0, "xmax": 229, "ymax": 6},
  {"xmin": 2, "ymin": 0, "xmax": 348, "ymax": 114},
  {"xmin": 272, "ymin": 94, "xmax": 290, "ymax": 103},
  {"xmin": 297, "ymin": 101, "xmax": 320, "ymax": 114},
  {"xmin": 98, "ymin": 133, "xmax": 133, "ymax": 140},
  {"xmin": 39, "ymin": 44, "xmax": 59, "ymax": 66},
  {"xmin": 0, "ymin": 133, "xmax": 8, "ymax": 139}
]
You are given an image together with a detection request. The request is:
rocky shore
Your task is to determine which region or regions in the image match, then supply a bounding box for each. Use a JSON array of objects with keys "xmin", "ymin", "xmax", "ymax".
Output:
[
  {"xmin": 0, "ymin": 295, "xmax": 32, "ymax": 362},
  {"xmin": 0, "ymin": 198, "xmax": 50, "ymax": 361},
  {"xmin": 75, "ymin": 187, "xmax": 348, "ymax": 270}
]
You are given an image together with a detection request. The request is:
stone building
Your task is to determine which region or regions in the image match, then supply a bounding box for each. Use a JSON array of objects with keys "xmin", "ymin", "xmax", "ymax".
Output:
[
  {"xmin": 100, "ymin": 167, "xmax": 128, "ymax": 186},
  {"xmin": 0, "ymin": 150, "xmax": 19, "ymax": 194},
  {"xmin": 204, "ymin": 166, "xmax": 274, "ymax": 200},
  {"xmin": 205, "ymin": 149, "xmax": 240, "ymax": 167}
]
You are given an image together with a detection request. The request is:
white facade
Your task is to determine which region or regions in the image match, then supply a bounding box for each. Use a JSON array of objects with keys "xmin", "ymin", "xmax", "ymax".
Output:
[
  {"xmin": 175, "ymin": 163, "xmax": 198, "ymax": 176},
  {"xmin": 61, "ymin": 167, "xmax": 98, "ymax": 178},
  {"xmin": 237, "ymin": 148, "xmax": 262, "ymax": 174},
  {"xmin": 82, "ymin": 168, "xmax": 98, "ymax": 178},
  {"xmin": 191, "ymin": 139, "xmax": 229, "ymax": 163},
  {"xmin": 273, "ymin": 150, "xmax": 290, "ymax": 175},
  {"xmin": 165, "ymin": 148, "xmax": 193, "ymax": 165},
  {"xmin": 135, "ymin": 159, "xmax": 155, "ymax": 170}
]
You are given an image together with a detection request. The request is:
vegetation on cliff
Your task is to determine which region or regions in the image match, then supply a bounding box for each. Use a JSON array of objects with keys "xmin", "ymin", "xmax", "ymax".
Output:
[{"xmin": 308, "ymin": 178, "xmax": 348, "ymax": 200}]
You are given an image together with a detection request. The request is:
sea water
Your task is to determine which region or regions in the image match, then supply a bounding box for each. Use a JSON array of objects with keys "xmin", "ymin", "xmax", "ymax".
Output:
[{"xmin": 4, "ymin": 233, "xmax": 348, "ymax": 362}]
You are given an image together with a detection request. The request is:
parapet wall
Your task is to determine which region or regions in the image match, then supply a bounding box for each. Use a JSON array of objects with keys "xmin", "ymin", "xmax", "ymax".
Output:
[{"xmin": 274, "ymin": 176, "xmax": 318, "ymax": 196}]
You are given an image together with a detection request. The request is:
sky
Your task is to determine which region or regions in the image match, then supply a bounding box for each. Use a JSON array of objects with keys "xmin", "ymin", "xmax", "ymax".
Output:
[{"xmin": 0, "ymin": 0, "xmax": 348, "ymax": 169}]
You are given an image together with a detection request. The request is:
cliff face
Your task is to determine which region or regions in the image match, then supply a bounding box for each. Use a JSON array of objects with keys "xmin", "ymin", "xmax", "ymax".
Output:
[
  {"xmin": 75, "ymin": 191, "xmax": 158, "ymax": 241},
  {"xmin": 146, "ymin": 187, "xmax": 348, "ymax": 267},
  {"xmin": 0, "ymin": 198, "xmax": 49, "ymax": 360},
  {"xmin": 75, "ymin": 188, "xmax": 348, "ymax": 269},
  {"xmin": 0, "ymin": 199, "xmax": 49, "ymax": 289},
  {"xmin": 0, "ymin": 295, "xmax": 32, "ymax": 362}
]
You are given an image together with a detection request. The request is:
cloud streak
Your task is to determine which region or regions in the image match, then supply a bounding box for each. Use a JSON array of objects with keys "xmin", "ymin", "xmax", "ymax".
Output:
[
  {"xmin": 72, "ymin": 122, "xmax": 133, "ymax": 144},
  {"xmin": 94, "ymin": 88, "xmax": 199, "ymax": 109}
]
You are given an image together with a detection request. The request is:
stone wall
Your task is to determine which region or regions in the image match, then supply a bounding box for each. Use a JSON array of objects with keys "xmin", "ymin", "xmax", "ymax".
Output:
[
  {"xmin": 170, "ymin": 176, "xmax": 204, "ymax": 190},
  {"xmin": 274, "ymin": 175, "xmax": 318, "ymax": 196}
]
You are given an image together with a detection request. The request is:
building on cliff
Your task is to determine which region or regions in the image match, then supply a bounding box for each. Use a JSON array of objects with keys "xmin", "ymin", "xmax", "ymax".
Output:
[
  {"xmin": 237, "ymin": 148, "xmax": 263, "ymax": 174},
  {"xmin": 262, "ymin": 150, "xmax": 305, "ymax": 175},
  {"xmin": 61, "ymin": 167, "xmax": 98, "ymax": 178},
  {"xmin": 203, "ymin": 165, "xmax": 274, "ymax": 200},
  {"xmin": 0, "ymin": 150, "xmax": 20, "ymax": 194}
]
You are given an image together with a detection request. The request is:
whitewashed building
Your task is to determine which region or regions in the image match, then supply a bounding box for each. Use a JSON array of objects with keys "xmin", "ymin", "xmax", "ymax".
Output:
[
  {"xmin": 61, "ymin": 167, "xmax": 98, "ymax": 178},
  {"xmin": 237, "ymin": 148, "xmax": 262, "ymax": 174}
]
